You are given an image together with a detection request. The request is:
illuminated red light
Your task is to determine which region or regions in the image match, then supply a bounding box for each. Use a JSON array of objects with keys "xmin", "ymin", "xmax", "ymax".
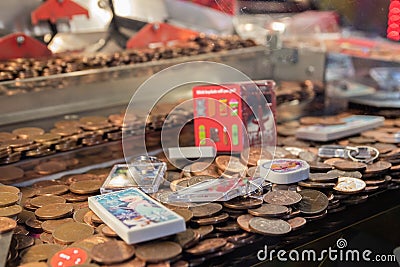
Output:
[{"xmin": 388, "ymin": 0, "xmax": 400, "ymax": 40}]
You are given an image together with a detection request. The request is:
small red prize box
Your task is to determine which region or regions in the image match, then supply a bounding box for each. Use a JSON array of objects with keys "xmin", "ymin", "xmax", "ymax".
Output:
[{"xmin": 192, "ymin": 80, "xmax": 276, "ymax": 152}]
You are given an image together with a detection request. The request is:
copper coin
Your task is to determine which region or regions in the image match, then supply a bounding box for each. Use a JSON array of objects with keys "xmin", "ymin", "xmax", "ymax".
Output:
[
  {"xmin": 101, "ymin": 225, "xmax": 118, "ymax": 237},
  {"xmin": 20, "ymin": 244, "xmax": 62, "ymax": 263},
  {"xmin": 215, "ymin": 155, "xmax": 247, "ymax": 174},
  {"xmin": 240, "ymin": 147, "xmax": 272, "ymax": 167},
  {"xmin": 185, "ymin": 238, "xmax": 226, "ymax": 255},
  {"xmin": 62, "ymin": 192, "xmax": 89, "ymax": 202},
  {"xmin": 0, "ymin": 204, "xmax": 22, "ymax": 217},
  {"xmin": 135, "ymin": 241, "xmax": 181, "ymax": 263},
  {"xmin": 223, "ymin": 197, "xmax": 263, "ymax": 210},
  {"xmin": 32, "ymin": 180, "xmax": 62, "ymax": 188},
  {"xmin": 192, "ymin": 225, "xmax": 214, "ymax": 238},
  {"xmin": 0, "ymin": 132, "xmax": 17, "ymax": 141},
  {"xmin": 91, "ymin": 240, "xmax": 135, "ymax": 264},
  {"xmin": 83, "ymin": 211, "xmax": 97, "ymax": 228},
  {"xmin": 297, "ymin": 189, "xmax": 329, "ymax": 215},
  {"xmin": 189, "ymin": 162, "xmax": 219, "ymax": 177},
  {"xmin": 333, "ymin": 177, "xmax": 366, "ymax": 194},
  {"xmin": 308, "ymin": 172, "xmax": 338, "ymax": 182},
  {"xmin": 248, "ymin": 204, "xmax": 289, "ymax": 217},
  {"xmin": 25, "ymin": 217, "xmax": 44, "ymax": 233},
  {"xmin": 91, "ymin": 212, "xmax": 103, "ymax": 224},
  {"xmin": 0, "ymin": 185, "xmax": 20, "ymax": 194},
  {"xmin": 18, "ymin": 262, "xmax": 49, "ymax": 267},
  {"xmin": 308, "ymin": 162, "xmax": 333, "ymax": 172},
  {"xmin": 20, "ymin": 187, "xmax": 37, "ymax": 198},
  {"xmin": 192, "ymin": 213, "xmax": 229, "ymax": 226},
  {"xmin": 333, "ymin": 161, "xmax": 367, "ymax": 172},
  {"xmin": 0, "ymin": 192, "xmax": 19, "ymax": 207},
  {"xmin": 12, "ymin": 127, "xmax": 44, "ymax": 139},
  {"xmin": 364, "ymin": 178, "xmax": 386, "ymax": 186},
  {"xmin": 263, "ymin": 190, "xmax": 302, "ymax": 206},
  {"xmin": 40, "ymin": 232, "xmax": 55, "ymax": 244},
  {"xmin": 364, "ymin": 161, "xmax": 392, "ymax": 175},
  {"xmin": 32, "ymin": 133, "xmax": 61, "ymax": 143},
  {"xmin": 71, "ymin": 235, "xmax": 111, "ymax": 252},
  {"xmin": 66, "ymin": 174, "xmax": 100, "ymax": 184},
  {"xmin": 35, "ymin": 203, "xmax": 74, "ymax": 220},
  {"xmin": 174, "ymin": 229, "xmax": 196, "ymax": 248},
  {"xmin": 323, "ymin": 158, "xmax": 345, "ymax": 166},
  {"xmin": 249, "ymin": 217, "xmax": 291, "ymax": 236},
  {"xmin": 215, "ymin": 221, "xmax": 241, "ymax": 232},
  {"xmin": 30, "ymin": 195, "xmax": 66, "ymax": 208},
  {"xmin": 79, "ymin": 116, "xmax": 108, "ymax": 125},
  {"xmin": 190, "ymin": 203, "xmax": 223, "ymax": 218},
  {"xmin": 54, "ymin": 120, "xmax": 81, "ymax": 129},
  {"xmin": 14, "ymin": 234, "xmax": 35, "ymax": 250},
  {"xmin": 236, "ymin": 214, "xmax": 254, "ymax": 232},
  {"xmin": 52, "ymin": 222, "xmax": 94, "ymax": 245},
  {"xmin": 101, "ymin": 258, "xmax": 145, "ymax": 267},
  {"xmin": 70, "ymin": 180, "xmax": 102, "ymax": 194},
  {"xmin": 0, "ymin": 166, "xmax": 24, "ymax": 182},
  {"xmin": 35, "ymin": 161, "xmax": 67, "ymax": 175},
  {"xmin": 73, "ymin": 207, "xmax": 91, "ymax": 223},
  {"xmin": 172, "ymin": 208, "xmax": 193, "ymax": 222},
  {"xmin": 0, "ymin": 216, "xmax": 17, "ymax": 233},
  {"xmin": 287, "ymin": 217, "xmax": 306, "ymax": 230},
  {"xmin": 41, "ymin": 218, "xmax": 74, "ymax": 233}
]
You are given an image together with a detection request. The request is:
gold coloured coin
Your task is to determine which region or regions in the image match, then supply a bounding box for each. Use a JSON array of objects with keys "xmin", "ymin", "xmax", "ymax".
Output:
[
  {"xmin": 69, "ymin": 180, "xmax": 102, "ymax": 194},
  {"xmin": 91, "ymin": 240, "xmax": 135, "ymax": 264},
  {"xmin": 30, "ymin": 195, "xmax": 66, "ymax": 208},
  {"xmin": 135, "ymin": 241, "xmax": 181, "ymax": 263},
  {"xmin": 41, "ymin": 218, "xmax": 74, "ymax": 233},
  {"xmin": 12, "ymin": 127, "xmax": 44, "ymax": 139},
  {"xmin": 52, "ymin": 222, "xmax": 94, "ymax": 245},
  {"xmin": 0, "ymin": 216, "xmax": 17, "ymax": 233},
  {"xmin": 35, "ymin": 203, "xmax": 74, "ymax": 220},
  {"xmin": 0, "ymin": 204, "xmax": 22, "ymax": 217},
  {"xmin": 0, "ymin": 192, "xmax": 19, "ymax": 207}
]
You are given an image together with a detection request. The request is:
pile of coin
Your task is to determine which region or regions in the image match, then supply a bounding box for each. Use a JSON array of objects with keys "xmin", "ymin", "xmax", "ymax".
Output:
[
  {"xmin": 0, "ymin": 35, "xmax": 256, "ymax": 97},
  {"xmin": 2, "ymin": 111, "xmax": 400, "ymax": 266},
  {"xmin": 0, "ymin": 108, "xmax": 193, "ymax": 185}
]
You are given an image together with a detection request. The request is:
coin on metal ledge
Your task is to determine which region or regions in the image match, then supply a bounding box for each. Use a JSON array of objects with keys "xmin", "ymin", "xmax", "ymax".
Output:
[
  {"xmin": 333, "ymin": 177, "xmax": 366, "ymax": 194},
  {"xmin": 35, "ymin": 203, "xmax": 74, "ymax": 220},
  {"xmin": 297, "ymin": 189, "xmax": 329, "ymax": 215},
  {"xmin": 263, "ymin": 190, "xmax": 302, "ymax": 206},
  {"xmin": 248, "ymin": 217, "xmax": 291, "ymax": 236},
  {"xmin": 287, "ymin": 217, "xmax": 306, "ymax": 231},
  {"xmin": 236, "ymin": 214, "xmax": 254, "ymax": 232}
]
